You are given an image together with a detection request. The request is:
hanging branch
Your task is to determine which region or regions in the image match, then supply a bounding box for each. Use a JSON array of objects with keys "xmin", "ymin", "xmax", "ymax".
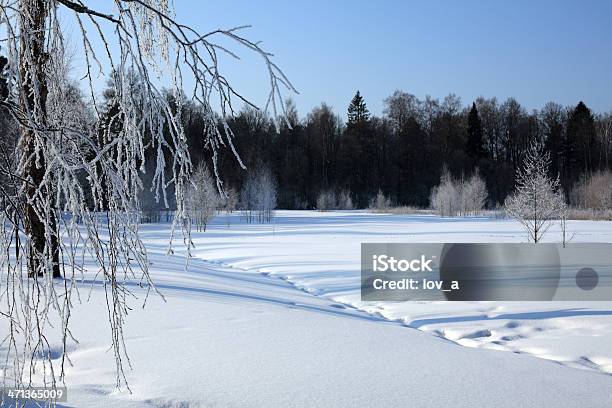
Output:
[{"xmin": 0, "ymin": 0, "xmax": 296, "ymax": 395}]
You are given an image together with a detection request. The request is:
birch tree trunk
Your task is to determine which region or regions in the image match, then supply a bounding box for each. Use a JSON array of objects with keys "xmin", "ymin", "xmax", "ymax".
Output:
[{"xmin": 18, "ymin": 0, "xmax": 61, "ymax": 278}]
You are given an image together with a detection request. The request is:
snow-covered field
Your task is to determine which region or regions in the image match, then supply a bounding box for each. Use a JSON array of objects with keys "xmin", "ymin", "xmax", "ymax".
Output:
[
  {"xmin": 187, "ymin": 211, "xmax": 612, "ymax": 372},
  {"xmin": 2, "ymin": 210, "xmax": 612, "ymax": 407}
]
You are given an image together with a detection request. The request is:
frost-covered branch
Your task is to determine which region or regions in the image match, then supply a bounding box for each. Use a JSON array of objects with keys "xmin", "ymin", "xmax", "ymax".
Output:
[{"xmin": 0, "ymin": 0, "xmax": 295, "ymax": 395}]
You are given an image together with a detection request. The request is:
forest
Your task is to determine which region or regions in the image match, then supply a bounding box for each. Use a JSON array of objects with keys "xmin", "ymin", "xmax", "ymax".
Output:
[
  {"xmin": 199, "ymin": 91, "xmax": 611, "ymax": 210},
  {"xmin": 2, "ymin": 76, "xmax": 611, "ymax": 213}
]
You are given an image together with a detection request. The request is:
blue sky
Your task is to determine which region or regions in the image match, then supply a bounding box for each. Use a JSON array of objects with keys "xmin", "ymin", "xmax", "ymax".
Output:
[{"xmin": 71, "ymin": 0, "xmax": 612, "ymax": 118}]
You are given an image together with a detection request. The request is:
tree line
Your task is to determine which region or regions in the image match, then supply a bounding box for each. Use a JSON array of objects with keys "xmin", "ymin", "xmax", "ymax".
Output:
[
  {"xmin": 3, "ymin": 83, "xmax": 611, "ymax": 213},
  {"xmin": 205, "ymin": 91, "xmax": 611, "ymax": 210}
]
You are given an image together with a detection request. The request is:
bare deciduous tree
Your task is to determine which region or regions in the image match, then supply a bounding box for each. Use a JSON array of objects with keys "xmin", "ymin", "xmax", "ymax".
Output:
[
  {"xmin": 430, "ymin": 168, "xmax": 459, "ymax": 217},
  {"xmin": 505, "ymin": 142, "xmax": 566, "ymax": 243},
  {"xmin": 0, "ymin": 0, "xmax": 294, "ymax": 392},
  {"xmin": 240, "ymin": 167, "xmax": 277, "ymax": 223},
  {"xmin": 460, "ymin": 170, "xmax": 488, "ymax": 215},
  {"xmin": 185, "ymin": 163, "xmax": 219, "ymax": 232}
]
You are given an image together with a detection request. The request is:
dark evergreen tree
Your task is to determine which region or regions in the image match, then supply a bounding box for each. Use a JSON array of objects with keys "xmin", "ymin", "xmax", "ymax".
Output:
[
  {"xmin": 466, "ymin": 102, "xmax": 486, "ymax": 167},
  {"xmin": 564, "ymin": 101, "xmax": 598, "ymax": 192},
  {"xmin": 347, "ymin": 90, "xmax": 369, "ymax": 125},
  {"xmin": 343, "ymin": 91, "xmax": 374, "ymax": 206}
]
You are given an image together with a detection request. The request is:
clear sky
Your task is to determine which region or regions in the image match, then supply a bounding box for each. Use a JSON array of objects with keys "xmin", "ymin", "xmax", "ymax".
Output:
[
  {"xmin": 66, "ymin": 0, "xmax": 612, "ymax": 119},
  {"xmin": 169, "ymin": 0, "xmax": 611, "ymax": 118}
]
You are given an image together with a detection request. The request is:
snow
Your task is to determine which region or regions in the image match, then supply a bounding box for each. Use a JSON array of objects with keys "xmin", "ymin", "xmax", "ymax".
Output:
[
  {"xmin": 185, "ymin": 211, "xmax": 612, "ymax": 374},
  {"xmin": 2, "ymin": 210, "xmax": 612, "ymax": 407}
]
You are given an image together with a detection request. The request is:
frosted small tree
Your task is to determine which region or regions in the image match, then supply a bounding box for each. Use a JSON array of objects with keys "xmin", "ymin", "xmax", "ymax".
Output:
[
  {"xmin": 0, "ymin": 0, "xmax": 295, "ymax": 393},
  {"xmin": 431, "ymin": 170, "xmax": 486, "ymax": 217},
  {"xmin": 316, "ymin": 190, "xmax": 353, "ymax": 211},
  {"xmin": 459, "ymin": 170, "xmax": 487, "ymax": 215},
  {"xmin": 240, "ymin": 167, "xmax": 277, "ymax": 223},
  {"xmin": 240, "ymin": 173, "xmax": 257, "ymax": 222},
  {"xmin": 430, "ymin": 168, "xmax": 459, "ymax": 216},
  {"xmin": 317, "ymin": 191, "xmax": 336, "ymax": 211},
  {"xmin": 469, "ymin": 172, "xmax": 488, "ymax": 214},
  {"xmin": 337, "ymin": 190, "xmax": 354, "ymax": 210},
  {"xmin": 369, "ymin": 189, "xmax": 391, "ymax": 211},
  {"xmin": 457, "ymin": 175, "xmax": 470, "ymax": 216},
  {"xmin": 185, "ymin": 163, "xmax": 219, "ymax": 232},
  {"xmin": 255, "ymin": 167, "xmax": 277, "ymax": 222},
  {"xmin": 316, "ymin": 190, "xmax": 336, "ymax": 211},
  {"xmin": 505, "ymin": 142, "xmax": 567, "ymax": 243}
]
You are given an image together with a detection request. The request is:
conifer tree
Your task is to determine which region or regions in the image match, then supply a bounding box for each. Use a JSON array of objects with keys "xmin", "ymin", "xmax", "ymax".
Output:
[
  {"xmin": 345, "ymin": 91, "xmax": 372, "ymax": 205},
  {"xmin": 347, "ymin": 90, "xmax": 370, "ymax": 125},
  {"xmin": 564, "ymin": 101, "xmax": 598, "ymax": 191},
  {"xmin": 466, "ymin": 102, "xmax": 486, "ymax": 166}
]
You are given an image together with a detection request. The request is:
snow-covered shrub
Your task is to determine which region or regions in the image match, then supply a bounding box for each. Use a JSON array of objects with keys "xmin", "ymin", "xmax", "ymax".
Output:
[
  {"xmin": 505, "ymin": 143, "xmax": 566, "ymax": 243},
  {"xmin": 430, "ymin": 169, "xmax": 459, "ymax": 216},
  {"xmin": 185, "ymin": 164, "xmax": 220, "ymax": 232},
  {"xmin": 240, "ymin": 167, "xmax": 277, "ymax": 223},
  {"xmin": 431, "ymin": 169, "xmax": 487, "ymax": 216},
  {"xmin": 240, "ymin": 174, "xmax": 257, "ymax": 223},
  {"xmin": 316, "ymin": 190, "xmax": 336, "ymax": 211},
  {"xmin": 458, "ymin": 171, "xmax": 488, "ymax": 215},
  {"xmin": 570, "ymin": 170, "xmax": 612, "ymax": 210},
  {"xmin": 337, "ymin": 190, "xmax": 354, "ymax": 210},
  {"xmin": 369, "ymin": 190, "xmax": 392, "ymax": 211},
  {"xmin": 257, "ymin": 169, "xmax": 278, "ymax": 222},
  {"xmin": 316, "ymin": 190, "xmax": 353, "ymax": 211}
]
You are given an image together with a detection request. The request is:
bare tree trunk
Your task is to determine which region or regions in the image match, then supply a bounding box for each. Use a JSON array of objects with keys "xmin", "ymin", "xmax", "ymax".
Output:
[{"xmin": 18, "ymin": 0, "xmax": 60, "ymax": 278}]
